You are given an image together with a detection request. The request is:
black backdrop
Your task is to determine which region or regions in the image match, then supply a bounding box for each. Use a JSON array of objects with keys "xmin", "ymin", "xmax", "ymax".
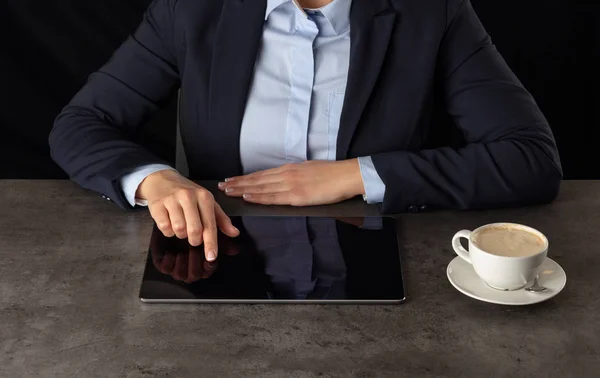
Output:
[{"xmin": 1, "ymin": 0, "xmax": 598, "ymax": 179}]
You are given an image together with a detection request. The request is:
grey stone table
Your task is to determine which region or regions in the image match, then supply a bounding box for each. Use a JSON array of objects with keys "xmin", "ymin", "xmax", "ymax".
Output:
[{"xmin": 1, "ymin": 180, "xmax": 599, "ymax": 378}]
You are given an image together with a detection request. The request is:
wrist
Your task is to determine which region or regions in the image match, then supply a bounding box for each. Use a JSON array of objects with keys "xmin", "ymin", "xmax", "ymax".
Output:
[
  {"xmin": 136, "ymin": 169, "xmax": 181, "ymax": 200},
  {"xmin": 339, "ymin": 158, "xmax": 366, "ymax": 198}
]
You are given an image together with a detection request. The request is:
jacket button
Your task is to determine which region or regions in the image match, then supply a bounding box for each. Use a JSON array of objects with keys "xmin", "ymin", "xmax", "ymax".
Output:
[
  {"xmin": 419, "ymin": 205, "xmax": 428, "ymax": 212},
  {"xmin": 407, "ymin": 205, "xmax": 419, "ymax": 213}
]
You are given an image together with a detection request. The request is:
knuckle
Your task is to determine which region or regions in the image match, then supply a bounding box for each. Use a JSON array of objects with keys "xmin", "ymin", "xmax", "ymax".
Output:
[
  {"xmin": 197, "ymin": 190, "xmax": 214, "ymax": 202},
  {"xmin": 176, "ymin": 189, "xmax": 196, "ymax": 202},
  {"xmin": 203, "ymin": 221, "xmax": 218, "ymax": 234},
  {"xmin": 204, "ymin": 223, "xmax": 217, "ymax": 233},
  {"xmin": 162, "ymin": 196, "xmax": 178, "ymax": 207},
  {"xmin": 156, "ymin": 221, "xmax": 171, "ymax": 231},
  {"xmin": 172, "ymin": 223, "xmax": 186, "ymax": 232},
  {"xmin": 188, "ymin": 225, "xmax": 203, "ymax": 236}
]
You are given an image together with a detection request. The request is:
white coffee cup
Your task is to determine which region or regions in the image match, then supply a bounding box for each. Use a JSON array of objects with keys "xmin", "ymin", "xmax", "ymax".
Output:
[{"xmin": 452, "ymin": 223, "xmax": 548, "ymax": 291}]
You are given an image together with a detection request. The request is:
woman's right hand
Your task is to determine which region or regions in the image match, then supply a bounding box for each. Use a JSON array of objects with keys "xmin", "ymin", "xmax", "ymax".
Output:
[{"xmin": 136, "ymin": 169, "xmax": 240, "ymax": 261}]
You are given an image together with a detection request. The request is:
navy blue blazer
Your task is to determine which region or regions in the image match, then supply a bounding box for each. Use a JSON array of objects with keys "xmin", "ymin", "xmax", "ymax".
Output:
[{"xmin": 49, "ymin": 0, "xmax": 563, "ymax": 213}]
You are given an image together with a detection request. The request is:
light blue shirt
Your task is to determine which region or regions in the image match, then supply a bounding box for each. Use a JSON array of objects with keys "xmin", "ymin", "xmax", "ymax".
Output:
[{"xmin": 120, "ymin": 0, "xmax": 385, "ymax": 206}]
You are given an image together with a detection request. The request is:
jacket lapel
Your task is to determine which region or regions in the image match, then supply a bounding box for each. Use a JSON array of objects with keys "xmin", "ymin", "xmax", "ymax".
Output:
[
  {"xmin": 337, "ymin": 0, "xmax": 397, "ymax": 159},
  {"xmin": 208, "ymin": 0, "xmax": 267, "ymax": 177}
]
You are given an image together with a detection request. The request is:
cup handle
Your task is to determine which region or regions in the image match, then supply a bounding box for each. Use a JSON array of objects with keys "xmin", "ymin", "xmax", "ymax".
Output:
[{"xmin": 452, "ymin": 230, "xmax": 472, "ymax": 264}]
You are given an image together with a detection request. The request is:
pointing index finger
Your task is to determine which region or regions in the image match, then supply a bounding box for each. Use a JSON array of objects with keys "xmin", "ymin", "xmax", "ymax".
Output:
[{"xmin": 197, "ymin": 195, "xmax": 218, "ymax": 262}]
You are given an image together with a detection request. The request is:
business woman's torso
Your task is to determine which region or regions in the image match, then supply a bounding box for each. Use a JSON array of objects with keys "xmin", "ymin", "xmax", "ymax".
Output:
[{"xmin": 176, "ymin": 0, "xmax": 442, "ymax": 179}]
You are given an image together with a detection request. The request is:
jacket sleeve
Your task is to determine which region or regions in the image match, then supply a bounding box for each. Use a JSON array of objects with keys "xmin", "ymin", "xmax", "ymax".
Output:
[
  {"xmin": 371, "ymin": 0, "xmax": 563, "ymax": 213},
  {"xmin": 49, "ymin": 0, "xmax": 181, "ymax": 210}
]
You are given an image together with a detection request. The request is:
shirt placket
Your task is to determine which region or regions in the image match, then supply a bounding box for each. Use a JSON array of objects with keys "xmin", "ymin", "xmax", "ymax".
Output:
[{"xmin": 285, "ymin": 10, "xmax": 319, "ymax": 162}]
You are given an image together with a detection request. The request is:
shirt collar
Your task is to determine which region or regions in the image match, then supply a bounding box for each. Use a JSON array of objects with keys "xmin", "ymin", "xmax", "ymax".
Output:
[
  {"xmin": 265, "ymin": 0, "xmax": 293, "ymax": 19},
  {"xmin": 265, "ymin": 0, "xmax": 351, "ymax": 35}
]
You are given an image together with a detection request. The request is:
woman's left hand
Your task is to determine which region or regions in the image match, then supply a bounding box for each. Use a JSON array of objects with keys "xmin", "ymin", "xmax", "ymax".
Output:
[{"xmin": 218, "ymin": 159, "xmax": 365, "ymax": 206}]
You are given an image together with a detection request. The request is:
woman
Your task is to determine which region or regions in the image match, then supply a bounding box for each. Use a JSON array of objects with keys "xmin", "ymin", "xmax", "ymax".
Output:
[{"xmin": 49, "ymin": 0, "xmax": 563, "ymax": 261}]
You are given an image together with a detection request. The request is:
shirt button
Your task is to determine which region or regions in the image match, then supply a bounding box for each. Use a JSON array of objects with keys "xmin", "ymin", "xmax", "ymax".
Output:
[{"xmin": 407, "ymin": 205, "xmax": 419, "ymax": 213}]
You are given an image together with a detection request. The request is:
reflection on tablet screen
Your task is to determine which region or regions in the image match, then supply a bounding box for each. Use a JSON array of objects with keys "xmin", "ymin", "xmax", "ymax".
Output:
[{"xmin": 140, "ymin": 216, "xmax": 405, "ymax": 303}]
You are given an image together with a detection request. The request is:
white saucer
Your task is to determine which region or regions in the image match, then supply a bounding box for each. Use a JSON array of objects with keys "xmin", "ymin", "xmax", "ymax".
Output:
[{"xmin": 447, "ymin": 256, "xmax": 567, "ymax": 305}]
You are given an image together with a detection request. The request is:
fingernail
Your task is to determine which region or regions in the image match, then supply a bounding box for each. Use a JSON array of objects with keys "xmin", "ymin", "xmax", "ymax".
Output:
[
  {"xmin": 218, "ymin": 182, "xmax": 226, "ymax": 188},
  {"xmin": 232, "ymin": 226, "xmax": 240, "ymax": 233},
  {"xmin": 225, "ymin": 178, "xmax": 234, "ymax": 182},
  {"xmin": 243, "ymin": 194, "xmax": 251, "ymax": 199},
  {"xmin": 225, "ymin": 187, "xmax": 234, "ymax": 193},
  {"xmin": 207, "ymin": 250, "xmax": 216, "ymax": 261}
]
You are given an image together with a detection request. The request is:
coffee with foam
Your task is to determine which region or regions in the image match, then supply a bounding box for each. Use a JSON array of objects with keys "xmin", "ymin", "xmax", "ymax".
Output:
[{"xmin": 473, "ymin": 225, "xmax": 546, "ymax": 257}]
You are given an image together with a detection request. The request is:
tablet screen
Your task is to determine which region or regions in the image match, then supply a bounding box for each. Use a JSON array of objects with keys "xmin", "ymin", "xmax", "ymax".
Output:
[{"xmin": 140, "ymin": 216, "xmax": 405, "ymax": 303}]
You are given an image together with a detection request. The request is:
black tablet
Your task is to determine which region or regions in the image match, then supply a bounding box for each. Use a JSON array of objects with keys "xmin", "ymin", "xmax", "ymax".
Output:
[{"xmin": 139, "ymin": 216, "xmax": 405, "ymax": 304}]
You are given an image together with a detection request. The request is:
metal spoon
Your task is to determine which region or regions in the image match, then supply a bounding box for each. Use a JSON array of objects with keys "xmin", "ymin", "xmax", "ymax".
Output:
[{"xmin": 525, "ymin": 276, "xmax": 547, "ymax": 293}]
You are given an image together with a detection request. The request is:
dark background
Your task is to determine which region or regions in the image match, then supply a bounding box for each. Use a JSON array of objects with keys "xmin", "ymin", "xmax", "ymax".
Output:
[{"xmin": 1, "ymin": 0, "xmax": 598, "ymax": 179}]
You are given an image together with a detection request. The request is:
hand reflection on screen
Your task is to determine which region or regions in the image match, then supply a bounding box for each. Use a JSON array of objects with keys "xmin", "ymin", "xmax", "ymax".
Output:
[{"xmin": 150, "ymin": 225, "xmax": 240, "ymax": 284}]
